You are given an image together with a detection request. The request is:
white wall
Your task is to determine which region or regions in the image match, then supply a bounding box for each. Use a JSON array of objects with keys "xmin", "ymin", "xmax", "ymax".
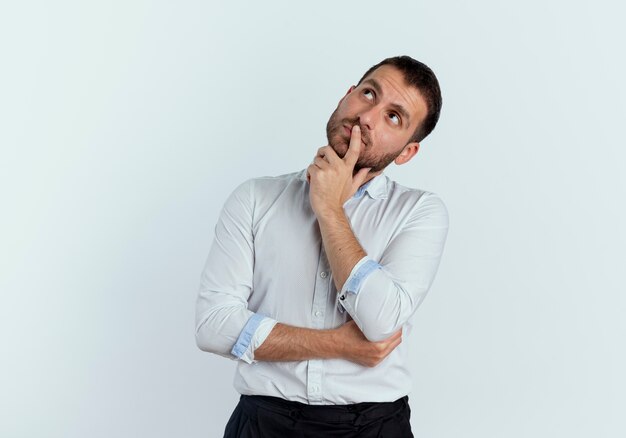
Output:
[{"xmin": 1, "ymin": 1, "xmax": 624, "ymax": 437}]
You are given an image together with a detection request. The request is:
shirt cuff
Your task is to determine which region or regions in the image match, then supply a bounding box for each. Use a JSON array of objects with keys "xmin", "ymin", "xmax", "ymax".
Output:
[
  {"xmin": 341, "ymin": 257, "xmax": 382, "ymax": 295},
  {"xmin": 231, "ymin": 313, "xmax": 278, "ymax": 364}
]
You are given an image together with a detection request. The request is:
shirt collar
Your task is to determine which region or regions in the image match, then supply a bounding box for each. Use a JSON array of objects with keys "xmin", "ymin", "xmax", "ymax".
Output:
[{"xmin": 298, "ymin": 168, "xmax": 388, "ymax": 200}]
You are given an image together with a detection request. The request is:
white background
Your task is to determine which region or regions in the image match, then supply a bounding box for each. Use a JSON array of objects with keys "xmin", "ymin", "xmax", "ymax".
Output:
[{"xmin": 1, "ymin": 1, "xmax": 625, "ymax": 437}]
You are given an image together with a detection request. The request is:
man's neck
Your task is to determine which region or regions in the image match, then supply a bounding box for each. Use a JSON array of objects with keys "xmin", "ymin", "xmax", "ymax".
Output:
[{"xmin": 358, "ymin": 170, "xmax": 383, "ymax": 188}]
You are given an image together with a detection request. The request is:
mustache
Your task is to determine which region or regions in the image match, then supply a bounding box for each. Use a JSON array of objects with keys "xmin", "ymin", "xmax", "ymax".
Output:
[{"xmin": 341, "ymin": 118, "xmax": 370, "ymax": 145}]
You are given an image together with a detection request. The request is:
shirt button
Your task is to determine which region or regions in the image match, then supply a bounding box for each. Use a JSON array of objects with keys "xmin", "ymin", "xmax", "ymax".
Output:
[
  {"xmin": 314, "ymin": 310, "xmax": 322, "ymax": 317},
  {"xmin": 320, "ymin": 271, "xmax": 328, "ymax": 278}
]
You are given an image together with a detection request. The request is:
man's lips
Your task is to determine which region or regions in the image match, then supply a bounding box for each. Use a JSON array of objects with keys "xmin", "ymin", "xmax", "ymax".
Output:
[{"xmin": 342, "ymin": 125, "xmax": 367, "ymax": 145}]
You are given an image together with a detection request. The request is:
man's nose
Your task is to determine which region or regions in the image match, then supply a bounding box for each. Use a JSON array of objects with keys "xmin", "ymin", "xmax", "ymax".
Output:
[{"xmin": 357, "ymin": 106, "xmax": 376, "ymax": 132}]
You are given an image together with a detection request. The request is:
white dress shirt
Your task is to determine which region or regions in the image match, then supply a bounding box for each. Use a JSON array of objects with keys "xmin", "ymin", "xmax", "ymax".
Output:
[{"xmin": 195, "ymin": 168, "xmax": 449, "ymax": 405}]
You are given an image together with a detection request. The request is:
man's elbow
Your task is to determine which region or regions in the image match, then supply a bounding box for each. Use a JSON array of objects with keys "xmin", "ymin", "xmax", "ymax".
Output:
[
  {"xmin": 194, "ymin": 300, "xmax": 248, "ymax": 357},
  {"xmin": 195, "ymin": 330, "xmax": 213, "ymax": 353},
  {"xmin": 195, "ymin": 322, "xmax": 230, "ymax": 357},
  {"xmin": 360, "ymin": 322, "xmax": 403, "ymax": 343},
  {"xmin": 355, "ymin": 286, "xmax": 419, "ymax": 342}
]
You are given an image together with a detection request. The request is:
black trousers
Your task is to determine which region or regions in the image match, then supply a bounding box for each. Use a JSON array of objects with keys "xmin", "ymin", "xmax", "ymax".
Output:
[{"xmin": 223, "ymin": 394, "xmax": 414, "ymax": 437}]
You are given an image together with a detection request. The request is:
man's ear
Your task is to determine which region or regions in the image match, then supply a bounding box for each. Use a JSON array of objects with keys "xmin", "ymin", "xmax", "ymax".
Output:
[
  {"xmin": 338, "ymin": 85, "xmax": 356, "ymax": 105},
  {"xmin": 394, "ymin": 142, "xmax": 420, "ymax": 165}
]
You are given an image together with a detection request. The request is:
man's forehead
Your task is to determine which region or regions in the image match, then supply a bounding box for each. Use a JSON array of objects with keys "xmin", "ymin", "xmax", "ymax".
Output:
[{"xmin": 359, "ymin": 65, "xmax": 411, "ymax": 92}]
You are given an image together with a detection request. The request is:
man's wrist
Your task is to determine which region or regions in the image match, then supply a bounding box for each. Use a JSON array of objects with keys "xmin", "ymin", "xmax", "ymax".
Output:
[
  {"xmin": 314, "ymin": 327, "xmax": 344, "ymax": 360},
  {"xmin": 327, "ymin": 326, "xmax": 344, "ymax": 360},
  {"xmin": 315, "ymin": 205, "xmax": 345, "ymax": 225}
]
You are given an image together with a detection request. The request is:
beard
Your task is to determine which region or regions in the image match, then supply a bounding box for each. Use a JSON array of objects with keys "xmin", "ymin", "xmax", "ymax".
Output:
[{"xmin": 325, "ymin": 108, "xmax": 404, "ymax": 174}]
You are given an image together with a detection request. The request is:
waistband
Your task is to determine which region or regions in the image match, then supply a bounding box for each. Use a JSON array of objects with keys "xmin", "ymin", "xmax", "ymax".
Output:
[{"xmin": 240, "ymin": 394, "xmax": 409, "ymax": 426}]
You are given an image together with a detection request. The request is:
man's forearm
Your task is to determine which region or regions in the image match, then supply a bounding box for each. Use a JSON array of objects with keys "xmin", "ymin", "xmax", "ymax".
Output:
[
  {"xmin": 316, "ymin": 207, "xmax": 366, "ymax": 292},
  {"xmin": 254, "ymin": 323, "xmax": 341, "ymax": 361},
  {"xmin": 253, "ymin": 320, "xmax": 402, "ymax": 367},
  {"xmin": 306, "ymin": 125, "xmax": 377, "ymax": 292}
]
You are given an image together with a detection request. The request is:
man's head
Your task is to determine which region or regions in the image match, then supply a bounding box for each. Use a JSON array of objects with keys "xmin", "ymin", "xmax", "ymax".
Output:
[{"xmin": 325, "ymin": 56, "xmax": 442, "ymax": 173}]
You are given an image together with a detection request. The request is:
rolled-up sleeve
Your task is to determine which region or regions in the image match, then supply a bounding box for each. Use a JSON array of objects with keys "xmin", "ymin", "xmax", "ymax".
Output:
[
  {"xmin": 341, "ymin": 257, "xmax": 383, "ymax": 295},
  {"xmin": 195, "ymin": 179, "xmax": 278, "ymax": 364},
  {"xmin": 337, "ymin": 193, "xmax": 449, "ymax": 342}
]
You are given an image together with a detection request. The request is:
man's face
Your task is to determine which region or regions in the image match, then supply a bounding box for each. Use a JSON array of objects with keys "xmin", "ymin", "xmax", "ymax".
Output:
[{"xmin": 326, "ymin": 65, "xmax": 428, "ymax": 173}]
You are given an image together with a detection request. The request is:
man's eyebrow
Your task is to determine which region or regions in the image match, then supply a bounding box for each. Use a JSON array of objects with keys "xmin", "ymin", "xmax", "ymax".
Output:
[{"xmin": 361, "ymin": 78, "xmax": 411, "ymax": 125}]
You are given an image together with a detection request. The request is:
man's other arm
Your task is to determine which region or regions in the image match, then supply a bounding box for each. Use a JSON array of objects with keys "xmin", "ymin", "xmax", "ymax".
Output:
[{"xmin": 195, "ymin": 179, "xmax": 277, "ymax": 364}]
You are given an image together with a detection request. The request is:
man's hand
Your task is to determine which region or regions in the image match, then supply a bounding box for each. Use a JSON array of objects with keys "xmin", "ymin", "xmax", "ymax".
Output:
[
  {"xmin": 335, "ymin": 320, "xmax": 403, "ymax": 367},
  {"xmin": 307, "ymin": 125, "xmax": 372, "ymax": 217}
]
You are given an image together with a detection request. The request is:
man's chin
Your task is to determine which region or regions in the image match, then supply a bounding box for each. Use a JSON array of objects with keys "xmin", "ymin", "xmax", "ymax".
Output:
[{"xmin": 329, "ymin": 139, "xmax": 349, "ymax": 158}]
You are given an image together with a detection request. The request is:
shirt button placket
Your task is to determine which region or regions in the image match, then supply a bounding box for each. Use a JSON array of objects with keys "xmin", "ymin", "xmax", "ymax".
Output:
[{"xmin": 308, "ymin": 246, "xmax": 330, "ymax": 403}]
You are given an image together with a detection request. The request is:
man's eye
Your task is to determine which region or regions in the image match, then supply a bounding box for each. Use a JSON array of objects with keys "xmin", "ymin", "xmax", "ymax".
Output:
[
  {"xmin": 389, "ymin": 113, "xmax": 400, "ymax": 125},
  {"xmin": 363, "ymin": 89, "xmax": 374, "ymax": 100}
]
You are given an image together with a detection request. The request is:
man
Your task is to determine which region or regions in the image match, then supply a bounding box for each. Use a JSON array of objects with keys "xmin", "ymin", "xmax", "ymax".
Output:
[{"xmin": 195, "ymin": 55, "xmax": 449, "ymax": 437}]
